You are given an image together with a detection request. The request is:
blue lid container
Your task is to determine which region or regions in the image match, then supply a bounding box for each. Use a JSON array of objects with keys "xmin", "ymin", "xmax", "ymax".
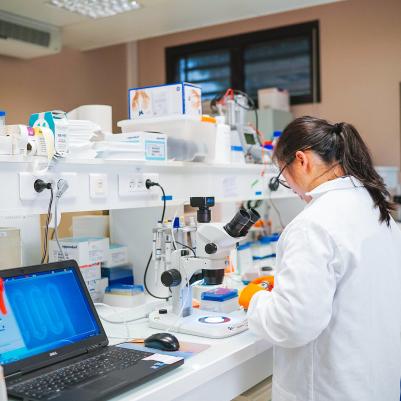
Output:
[
  {"xmin": 259, "ymin": 236, "xmax": 271, "ymax": 244},
  {"xmin": 237, "ymin": 242, "xmax": 251, "ymax": 251},
  {"xmin": 101, "ymin": 266, "xmax": 134, "ymax": 285},
  {"xmin": 106, "ymin": 284, "xmax": 144, "ymax": 294},
  {"xmin": 273, "ymin": 131, "xmax": 282, "ymax": 137},
  {"xmin": 0, "ymin": 111, "xmax": 6, "ymax": 117},
  {"xmin": 259, "ymin": 234, "xmax": 280, "ymax": 244},
  {"xmin": 201, "ymin": 288, "xmax": 238, "ymax": 302}
]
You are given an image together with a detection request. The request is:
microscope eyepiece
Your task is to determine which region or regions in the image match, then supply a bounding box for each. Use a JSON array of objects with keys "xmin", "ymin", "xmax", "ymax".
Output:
[
  {"xmin": 224, "ymin": 208, "xmax": 251, "ymax": 238},
  {"xmin": 224, "ymin": 208, "xmax": 261, "ymax": 238},
  {"xmin": 239, "ymin": 208, "xmax": 261, "ymax": 237}
]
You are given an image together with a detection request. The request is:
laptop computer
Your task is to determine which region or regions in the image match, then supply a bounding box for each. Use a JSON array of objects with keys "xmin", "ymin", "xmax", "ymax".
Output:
[{"xmin": 0, "ymin": 260, "xmax": 184, "ymax": 401}]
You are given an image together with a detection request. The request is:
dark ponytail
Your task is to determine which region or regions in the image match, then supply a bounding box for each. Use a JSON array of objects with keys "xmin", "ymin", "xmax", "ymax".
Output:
[{"xmin": 274, "ymin": 116, "xmax": 395, "ymax": 226}]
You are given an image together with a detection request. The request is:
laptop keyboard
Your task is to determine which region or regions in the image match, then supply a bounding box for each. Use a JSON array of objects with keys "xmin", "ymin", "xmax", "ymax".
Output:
[{"xmin": 9, "ymin": 347, "xmax": 154, "ymax": 400}]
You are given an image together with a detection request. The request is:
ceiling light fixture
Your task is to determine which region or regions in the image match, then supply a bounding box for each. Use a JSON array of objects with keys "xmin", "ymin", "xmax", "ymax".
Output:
[{"xmin": 48, "ymin": 0, "xmax": 141, "ymax": 19}]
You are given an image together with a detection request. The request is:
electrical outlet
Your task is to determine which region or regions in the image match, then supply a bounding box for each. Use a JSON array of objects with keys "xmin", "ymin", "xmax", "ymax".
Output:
[
  {"xmin": 118, "ymin": 173, "xmax": 159, "ymax": 197},
  {"xmin": 19, "ymin": 172, "xmax": 76, "ymax": 201},
  {"xmin": 90, "ymin": 174, "xmax": 108, "ymax": 199},
  {"xmin": 144, "ymin": 173, "xmax": 159, "ymax": 186},
  {"xmin": 19, "ymin": 172, "xmax": 55, "ymax": 201}
]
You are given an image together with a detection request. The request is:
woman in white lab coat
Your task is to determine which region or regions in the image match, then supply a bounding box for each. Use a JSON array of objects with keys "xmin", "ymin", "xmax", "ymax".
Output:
[{"xmin": 247, "ymin": 116, "xmax": 401, "ymax": 401}]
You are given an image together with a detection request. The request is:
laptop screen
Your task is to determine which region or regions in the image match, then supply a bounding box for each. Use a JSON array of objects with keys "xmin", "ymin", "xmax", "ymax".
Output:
[{"xmin": 0, "ymin": 266, "xmax": 101, "ymax": 366}]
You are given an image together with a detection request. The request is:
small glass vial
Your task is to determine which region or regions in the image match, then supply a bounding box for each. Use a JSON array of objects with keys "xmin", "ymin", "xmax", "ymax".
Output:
[{"xmin": 0, "ymin": 111, "xmax": 5, "ymax": 135}]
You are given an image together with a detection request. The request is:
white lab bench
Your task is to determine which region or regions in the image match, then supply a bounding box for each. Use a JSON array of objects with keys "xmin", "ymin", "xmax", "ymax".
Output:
[{"xmin": 100, "ymin": 308, "xmax": 273, "ymax": 401}]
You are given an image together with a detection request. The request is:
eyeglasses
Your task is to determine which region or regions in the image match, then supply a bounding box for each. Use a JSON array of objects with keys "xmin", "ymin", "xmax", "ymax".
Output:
[{"xmin": 269, "ymin": 162, "xmax": 292, "ymax": 191}]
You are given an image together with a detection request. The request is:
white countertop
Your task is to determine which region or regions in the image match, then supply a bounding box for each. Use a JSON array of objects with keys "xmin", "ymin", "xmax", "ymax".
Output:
[
  {"xmin": 98, "ymin": 307, "xmax": 273, "ymax": 401},
  {"xmin": 8, "ymin": 308, "xmax": 273, "ymax": 401}
]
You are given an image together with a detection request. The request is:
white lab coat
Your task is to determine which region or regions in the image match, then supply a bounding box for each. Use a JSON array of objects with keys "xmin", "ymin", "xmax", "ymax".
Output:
[{"xmin": 248, "ymin": 176, "xmax": 401, "ymax": 401}]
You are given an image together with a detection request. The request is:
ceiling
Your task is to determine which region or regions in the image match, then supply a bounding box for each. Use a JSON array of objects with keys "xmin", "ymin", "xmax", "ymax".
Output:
[{"xmin": 0, "ymin": 0, "xmax": 341, "ymax": 51}]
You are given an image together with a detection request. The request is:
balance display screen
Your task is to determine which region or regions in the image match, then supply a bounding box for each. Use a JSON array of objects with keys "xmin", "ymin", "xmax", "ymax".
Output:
[
  {"xmin": 0, "ymin": 267, "xmax": 100, "ymax": 365},
  {"xmin": 244, "ymin": 133, "xmax": 256, "ymax": 145}
]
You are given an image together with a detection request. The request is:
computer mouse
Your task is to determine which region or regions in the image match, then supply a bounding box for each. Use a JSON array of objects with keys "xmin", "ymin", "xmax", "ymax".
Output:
[{"xmin": 144, "ymin": 332, "xmax": 180, "ymax": 352}]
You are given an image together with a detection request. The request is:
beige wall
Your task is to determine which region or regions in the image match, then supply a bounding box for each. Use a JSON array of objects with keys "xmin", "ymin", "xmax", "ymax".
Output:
[
  {"xmin": 0, "ymin": 44, "xmax": 128, "ymax": 130},
  {"xmin": 137, "ymin": 0, "xmax": 401, "ymax": 167}
]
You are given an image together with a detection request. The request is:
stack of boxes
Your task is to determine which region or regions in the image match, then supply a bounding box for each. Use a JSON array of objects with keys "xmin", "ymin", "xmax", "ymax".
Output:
[
  {"xmin": 101, "ymin": 244, "xmax": 133, "ymax": 286},
  {"xmin": 49, "ymin": 237, "xmax": 109, "ymax": 301},
  {"xmin": 49, "ymin": 215, "xmax": 140, "ymax": 304}
]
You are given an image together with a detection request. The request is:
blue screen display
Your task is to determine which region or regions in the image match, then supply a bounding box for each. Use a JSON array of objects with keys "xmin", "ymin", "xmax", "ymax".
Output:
[{"xmin": 0, "ymin": 267, "xmax": 101, "ymax": 365}]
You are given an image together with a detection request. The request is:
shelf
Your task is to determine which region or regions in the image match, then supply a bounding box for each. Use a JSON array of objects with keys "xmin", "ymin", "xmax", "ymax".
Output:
[
  {"xmin": 0, "ymin": 157, "xmax": 293, "ymax": 216},
  {"xmin": 0, "ymin": 155, "xmax": 274, "ymax": 171}
]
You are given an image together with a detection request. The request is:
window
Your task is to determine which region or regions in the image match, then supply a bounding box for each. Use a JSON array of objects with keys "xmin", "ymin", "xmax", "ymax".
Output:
[{"xmin": 166, "ymin": 21, "xmax": 320, "ymax": 105}]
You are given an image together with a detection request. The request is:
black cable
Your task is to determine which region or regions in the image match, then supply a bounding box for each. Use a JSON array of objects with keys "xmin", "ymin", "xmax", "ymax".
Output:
[
  {"xmin": 232, "ymin": 89, "xmax": 259, "ymax": 138},
  {"xmin": 41, "ymin": 187, "xmax": 54, "ymax": 264},
  {"xmin": 143, "ymin": 182, "xmax": 170, "ymax": 300},
  {"xmin": 155, "ymin": 183, "xmax": 166, "ymax": 223},
  {"xmin": 173, "ymin": 240, "xmax": 196, "ymax": 257},
  {"xmin": 268, "ymin": 192, "xmax": 285, "ymax": 230},
  {"xmin": 143, "ymin": 253, "xmax": 169, "ymax": 300},
  {"xmin": 247, "ymin": 199, "xmax": 263, "ymax": 209}
]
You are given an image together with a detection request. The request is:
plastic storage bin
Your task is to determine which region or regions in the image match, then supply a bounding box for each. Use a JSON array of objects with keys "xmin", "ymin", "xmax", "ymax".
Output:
[
  {"xmin": 118, "ymin": 115, "xmax": 218, "ymax": 162},
  {"xmin": 258, "ymin": 87, "xmax": 290, "ymax": 111}
]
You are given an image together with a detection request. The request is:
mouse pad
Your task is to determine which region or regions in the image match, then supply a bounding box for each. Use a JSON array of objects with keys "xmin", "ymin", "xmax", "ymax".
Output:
[{"xmin": 117, "ymin": 341, "xmax": 210, "ymax": 359}]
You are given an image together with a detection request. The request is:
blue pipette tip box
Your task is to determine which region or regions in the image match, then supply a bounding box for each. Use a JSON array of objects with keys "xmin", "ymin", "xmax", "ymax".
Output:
[
  {"xmin": 105, "ymin": 284, "xmax": 144, "ymax": 295},
  {"xmin": 201, "ymin": 288, "xmax": 238, "ymax": 302}
]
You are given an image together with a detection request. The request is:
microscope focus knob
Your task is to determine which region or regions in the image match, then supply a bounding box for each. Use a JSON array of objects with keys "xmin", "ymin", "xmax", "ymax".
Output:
[
  {"xmin": 205, "ymin": 243, "xmax": 218, "ymax": 254},
  {"xmin": 161, "ymin": 269, "xmax": 182, "ymax": 287}
]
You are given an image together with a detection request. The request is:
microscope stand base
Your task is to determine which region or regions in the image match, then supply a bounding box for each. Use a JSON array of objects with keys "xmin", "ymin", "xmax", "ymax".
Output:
[{"xmin": 148, "ymin": 309, "xmax": 248, "ymax": 338}]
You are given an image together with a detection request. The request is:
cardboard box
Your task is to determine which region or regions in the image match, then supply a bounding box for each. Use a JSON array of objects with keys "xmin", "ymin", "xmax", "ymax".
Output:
[
  {"xmin": 129, "ymin": 82, "xmax": 202, "ymax": 119},
  {"xmin": 86, "ymin": 276, "xmax": 108, "ymax": 302},
  {"xmin": 49, "ymin": 237, "xmax": 110, "ymax": 265},
  {"xmin": 80, "ymin": 262, "xmax": 101, "ymax": 282},
  {"xmin": 72, "ymin": 215, "xmax": 110, "ymax": 238},
  {"xmin": 102, "ymin": 244, "xmax": 129, "ymax": 268}
]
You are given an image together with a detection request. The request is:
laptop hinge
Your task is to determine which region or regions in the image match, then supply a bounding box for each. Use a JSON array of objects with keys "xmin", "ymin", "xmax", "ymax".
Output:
[
  {"xmin": 87, "ymin": 344, "xmax": 104, "ymax": 353},
  {"xmin": 5, "ymin": 371, "xmax": 22, "ymax": 381}
]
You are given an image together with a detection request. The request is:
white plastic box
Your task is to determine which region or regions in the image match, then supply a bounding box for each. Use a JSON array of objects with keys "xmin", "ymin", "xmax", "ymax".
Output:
[
  {"xmin": 118, "ymin": 116, "xmax": 217, "ymax": 162},
  {"xmin": 95, "ymin": 132, "xmax": 167, "ymax": 161},
  {"xmin": 49, "ymin": 237, "xmax": 110, "ymax": 266},
  {"xmin": 129, "ymin": 82, "xmax": 202, "ymax": 119},
  {"xmin": 258, "ymin": 88, "xmax": 290, "ymax": 112},
  {"xmin": 79, "ymin": 263, "xmax": 105, "ymax": 302},
  {"xmin": 102, "ymin": 244, "xmax": 129, "ymax": 268},
  {"xmin": 200, "ymin": 297, "xmax": 239, "ymax": 313},
  {"xmin": 80, "ymin": 262, "xmax": 101, "ymax": 282}
]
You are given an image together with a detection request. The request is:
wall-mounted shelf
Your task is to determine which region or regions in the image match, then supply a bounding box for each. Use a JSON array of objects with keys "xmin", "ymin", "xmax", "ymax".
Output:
[{"xmin": 0, "ymin": 156, "xmax": 296, "ymax": 216}]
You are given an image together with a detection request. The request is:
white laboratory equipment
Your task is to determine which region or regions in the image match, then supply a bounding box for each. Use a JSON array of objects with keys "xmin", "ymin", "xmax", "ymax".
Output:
[
  {"xmin": 212, "ymin": 89, "xmax": 263, "ymax": 164},
  {"xmin": 148, "ymin": 197, "xmax": 260, "ymax": 338}
]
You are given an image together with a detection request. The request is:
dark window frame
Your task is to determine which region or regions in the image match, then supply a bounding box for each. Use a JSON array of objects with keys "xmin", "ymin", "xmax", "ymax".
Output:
[{"xmin": 166, "ymin": 20, "xmax": 321, "ymax": 105}]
